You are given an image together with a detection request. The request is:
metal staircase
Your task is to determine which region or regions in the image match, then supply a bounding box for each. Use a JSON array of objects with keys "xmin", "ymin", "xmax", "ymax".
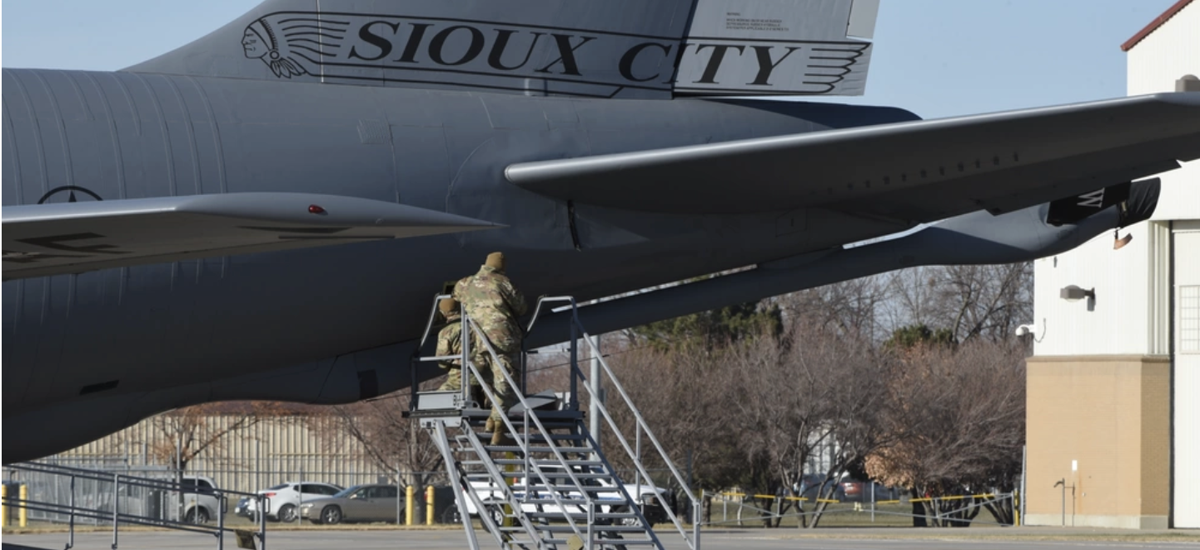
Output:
[{"xmin": 408, "ymin": 296, "xmax": 700, "ymax": 550}]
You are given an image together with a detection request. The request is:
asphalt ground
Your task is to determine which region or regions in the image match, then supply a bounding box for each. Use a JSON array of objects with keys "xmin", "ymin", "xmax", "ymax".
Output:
[{"xmin": 4, "ymin": 527, "xmax": 1200, "ymax": 550}]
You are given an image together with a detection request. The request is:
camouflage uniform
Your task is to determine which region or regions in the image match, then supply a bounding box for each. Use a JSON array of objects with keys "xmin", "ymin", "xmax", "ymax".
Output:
[
  {"xmin": 435, "ymin": 310, "xmax": 488, "ymax": 406},
  {"xmin": 454, "ymin": 264, "xmax": 528, "ymax": 423}
]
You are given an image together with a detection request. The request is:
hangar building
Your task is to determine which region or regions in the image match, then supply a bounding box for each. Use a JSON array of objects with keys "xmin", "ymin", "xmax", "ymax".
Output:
[{"xmin": 1026, "ymin": 0, "xmax": 1199, "ymax": 529}]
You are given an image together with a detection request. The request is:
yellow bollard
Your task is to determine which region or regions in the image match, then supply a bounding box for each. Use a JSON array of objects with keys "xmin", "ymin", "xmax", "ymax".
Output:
[
  {"xmin": 405, "ymin": 486, "xmax": 415, "ymax": 526},
  {"xmin": 18, "ymin": 485, "xmax": 27, "ymax": 527},
  {"xmin": 405, "ymin": 487, "xmax": 415, "ymax": 525},
  {"xmin": 1, "ymin": 484, "xmax": 8, "ymax": 527},
  {"xmin": 425, "ymin": 486, "xmax": 434, "ymax": 526},
  {"xmin": 503, "ymin": 452, "xmax": 516, "ymax": 527}
]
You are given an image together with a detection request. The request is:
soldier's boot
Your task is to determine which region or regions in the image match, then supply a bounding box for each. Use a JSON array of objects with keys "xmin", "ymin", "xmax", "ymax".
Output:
[{"xmin": 491, "ymin": 419, "xmax": 514, "ymax": 446}]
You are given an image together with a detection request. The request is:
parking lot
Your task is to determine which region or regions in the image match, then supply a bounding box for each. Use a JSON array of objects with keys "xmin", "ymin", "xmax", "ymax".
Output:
[{"xmin": 5, "ymin": 527, "xmax": 1200, "ymax": 550}]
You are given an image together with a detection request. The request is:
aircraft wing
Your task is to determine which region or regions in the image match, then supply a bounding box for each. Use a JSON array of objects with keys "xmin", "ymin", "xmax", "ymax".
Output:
[
  {"xmin": 507, "ymin": 93, "xmax": 1200, "ymax": 219},
  {"xmin": 2, "ymin": 193, "xmax": 498, "ymax": 280}
]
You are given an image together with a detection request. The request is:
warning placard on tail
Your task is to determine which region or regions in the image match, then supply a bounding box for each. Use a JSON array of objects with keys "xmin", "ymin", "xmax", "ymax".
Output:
[{"xmin": 673, "ymin": 0, "xmax": 877, "ymax": 96}]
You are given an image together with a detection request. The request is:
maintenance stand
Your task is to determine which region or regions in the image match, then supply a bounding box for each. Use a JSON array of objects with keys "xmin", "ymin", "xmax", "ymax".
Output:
[{"xmin": 408, "ymin": 296, "xmax": 700, "ymax": 550}]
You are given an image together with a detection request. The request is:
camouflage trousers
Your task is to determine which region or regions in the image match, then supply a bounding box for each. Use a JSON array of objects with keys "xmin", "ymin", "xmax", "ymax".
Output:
[
  {"xmin": 437, "ymin": 366, "xmax": 491, "ymax": 409},
  {"xmin": 475, "ymin": 351, "xmax": 520, "ymax": 423}
]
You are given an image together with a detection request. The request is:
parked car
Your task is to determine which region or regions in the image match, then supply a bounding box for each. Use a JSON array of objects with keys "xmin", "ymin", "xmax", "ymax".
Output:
[
  {"xmin": 794, "ymin": 474, "xmax": 842, "ymax": 502},
  {"xmin": 234, "ymin": 496, "xmax": 253, "ymax": 520},
  {"xmin": 459, "ymin": 465, "xmax": 669, "ymax": 526},
  {"xmin": 176, "ymin": 475, "xmax": 221, "ymax": 524},
  {"xmin": 839, "ymin": 478, "xmax": 897, "ymax": 503},
  {"xmin": 299, "ymin": 484, "xmax": 401, "ymax": 525},
  {"xmin": 244, "ymin": 481, "xmax": 343, "ymax": 522}
]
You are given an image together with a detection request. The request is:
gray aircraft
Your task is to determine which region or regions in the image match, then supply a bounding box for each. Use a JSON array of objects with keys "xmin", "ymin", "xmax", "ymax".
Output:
[{"xmin": 3, "ymin": 0, "xmax": 1199, "ymax": 464}]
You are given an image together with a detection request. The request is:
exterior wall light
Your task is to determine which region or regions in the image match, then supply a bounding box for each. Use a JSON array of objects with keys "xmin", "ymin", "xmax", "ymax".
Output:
[{"xmin": 1060, "ymin": 285, "xmax": 1095, "ymax": 301}]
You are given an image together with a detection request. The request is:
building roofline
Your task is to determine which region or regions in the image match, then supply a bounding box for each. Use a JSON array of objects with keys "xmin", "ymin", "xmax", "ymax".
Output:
[{"xmin": 1122, "ymin": 0, "xmax": 1193, "ymax": 51}]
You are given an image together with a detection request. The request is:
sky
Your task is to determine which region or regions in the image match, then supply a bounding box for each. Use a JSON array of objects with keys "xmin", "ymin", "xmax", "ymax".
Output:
[{"xmin": 0, "ymin": 0, "xmax": 1180, "ymax": 120}]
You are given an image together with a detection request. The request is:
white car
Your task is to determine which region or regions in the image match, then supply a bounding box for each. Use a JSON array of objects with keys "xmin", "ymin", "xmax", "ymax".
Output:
[
  {"xmin": 245, "ymin": 481, "xmax": 343, "ymax": 522},
  {"xmin": 460, "ymin": 466, "xmax": 668, "ymax": 526},
  {"xmin": 84, "ymin": 474, "xmax": 220, "ymax": 524},
  {"xmin": 162, "ymin": 475, "xmax": 221, "ymax": 524}
]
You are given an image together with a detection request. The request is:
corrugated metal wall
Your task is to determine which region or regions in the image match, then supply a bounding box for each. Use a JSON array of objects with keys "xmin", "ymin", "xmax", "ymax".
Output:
[
  {"xmin": 1031, "ymin": 221, "xmax": 1156, "ymax": 357},
  {"xmin": 50, "ymin": 415, "xmax": 426, "ymax": 494},
  {"xmin": 1125, "ymin": 2, "xmax": 1200, "ymax": 529},
  {"xmin": 1129, "ymin": 3, "xmax": 1200, "ymax": 224},
  {"xmin": 1174, "ymin": 226, "xmax": 1200, "ymax": 528},
  {"xmin": 1127, "ymin": 2, "xmax": 1200, "ymax": 529}
]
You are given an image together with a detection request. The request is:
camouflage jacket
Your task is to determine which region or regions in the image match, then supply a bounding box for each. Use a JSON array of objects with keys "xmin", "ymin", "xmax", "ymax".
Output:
[
  {"xmin": 454, "ymin": 265, "xmax": 528, "ymax": 354},
  {"xmin": 435, "ymin": 315, "xmax": 463, "ymax": 370}
]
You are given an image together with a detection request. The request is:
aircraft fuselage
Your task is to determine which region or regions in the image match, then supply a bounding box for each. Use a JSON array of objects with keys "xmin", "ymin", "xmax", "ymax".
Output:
[{"xmin": 1, "ymin": 68, "xmax": 918, "ymax": 462}]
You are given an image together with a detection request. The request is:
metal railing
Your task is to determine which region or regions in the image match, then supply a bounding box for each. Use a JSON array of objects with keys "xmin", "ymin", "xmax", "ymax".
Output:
[
  {"xmin": 3, "ymin": 461, "xmax": 268, "ymax": 550},
  {"xmin": 703, "ymin": 489, "xmax": 1016, "ymax": 528},
  {"xmin": 532, "ymin": 297, "xmax": 701, "ymax": 550},
  {"xmin": 415, "ymin": 294, "xmax": 603, "ymax": 547},
  {"xmin": 416, "ymin": 294, "xmax": 700, "ymax": 549}
]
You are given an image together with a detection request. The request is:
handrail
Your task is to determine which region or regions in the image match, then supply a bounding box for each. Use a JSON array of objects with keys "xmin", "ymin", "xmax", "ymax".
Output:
[
  {"xmin": 415, "ymin": 296, "xmax": 597, "ymax": 543},
  {"xmin": 429, "ymin": 421, "xmax": 501, "ymax": 549},
  {"xmin": 459, "ymin": 315, "xmax": 595, "ymax": 543},
  {"xmin": 415, "ymin": 293, "xmax": 700, "ymax": 549},
  {"xmin": 531, "ymin": 296, "xmax": 699, "ymax": 548},
  {"xmin": 418, "ymin": 293, "xmax": 453, "ymax": 349},
  {"xmin": 578, "ymin": 328, "xmax": 700, "ymax": 504},
  {"xmin": 10, "ymin": 462, "xmax": 261, "ymax": 499},
  {"xmin": 571, "ymin": 328, "xmax": 699, "ymax": 549},
  {"xmin": 4, "ymin": 461, "xmax": 269, "ymax": 550}
]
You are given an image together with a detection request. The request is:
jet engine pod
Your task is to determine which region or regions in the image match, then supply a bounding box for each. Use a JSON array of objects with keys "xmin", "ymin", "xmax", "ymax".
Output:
[{"xmin": 1045, "ymin": 178, "xmax": 1160, "ymax": 227}]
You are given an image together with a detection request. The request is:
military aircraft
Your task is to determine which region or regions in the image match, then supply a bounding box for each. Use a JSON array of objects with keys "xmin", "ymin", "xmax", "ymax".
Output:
[{"xmin": 4, "ymin": 0, "xmax": 1198, "ymax": 464}]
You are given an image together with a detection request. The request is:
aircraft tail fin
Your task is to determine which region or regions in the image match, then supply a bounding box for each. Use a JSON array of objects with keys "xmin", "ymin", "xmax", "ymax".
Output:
[{"xmin": 126, "ymin": 0, "xmax": 876, "ymax": 99}]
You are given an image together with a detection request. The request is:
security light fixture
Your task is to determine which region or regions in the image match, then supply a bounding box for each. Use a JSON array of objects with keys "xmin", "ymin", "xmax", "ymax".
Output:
[
  {"xmin": 1178, "ymin": 75, "xmax": 1200, "ymax": 93},
  {"xmin": 1060, "ymin": 285, "xmax": 1095, "ymax": 301}
]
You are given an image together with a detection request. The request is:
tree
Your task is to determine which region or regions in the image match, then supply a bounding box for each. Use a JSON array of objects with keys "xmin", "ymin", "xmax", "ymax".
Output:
[
  {"xmin": 603, "ymin": 342, "xmax": 748, "ymax": 492},
  {"xmin": 776, "ymin": 275, "xmax": 888, "ymax": 339},
  {"xmin": 148, "ymin": 401, "xmax": 286, "ymax": 472},
  {"xmin": 801, "ymin": 343, "xmax": 894, "ymax": 528},
  {"xmin": 309, "ymin": 387, "xmax": 444, "ymax": 490},
  {"xmin": 884, "ymin": 324, "xmax": 955, "ymax": 350},
  {"xmin": 865, "ymin": 340, "xmax": 1026, "ymax": 526},
  {"xmin": 723, "ymin": 322, "xmax": 883, "ymax": 528},
  {"xmin": 886, "ymin": 263, "xmax": 1033, "ymax": 344},
  {"xmin": 625, "ymin": 300, "xmax": 782, "ymax": 350}
]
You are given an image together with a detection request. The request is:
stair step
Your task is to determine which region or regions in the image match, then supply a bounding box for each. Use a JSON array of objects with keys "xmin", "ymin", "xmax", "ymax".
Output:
[
  {"xmin": 464, "ymin": 431, "xmax": 586, "ymax": 440},
  {"xmin": 459, "ymin": 458, "xmax": 604, "ymax": 468},
  {"xmin": 493, "ymin": 459, "xmax": 604, "ymax": 467},
  {"xmin": 509, "ymin": 484, "xmax": 612, "ymax": 492},
  {"xmin": 460, "ymin": 409, "xmax": 585, "ymax": 421},
  {"xmin": 536, "ymin": 525, "xmax": 651, "ymax": 533},
  {"xmin": 526, "ymin": 511, "xmax": 639, "ymax": 520},
  {"xmin": 466, "ymin": 472, "xmax": 611, "ymax": 480},
  {"xmin": 588, "ymin": 540, "xmax": 660, "ymax": 546},
  {"xmin": 482, "ymin": 445, "xmax": 594, "ymax": 454},
  {"xmin": 522, "ymin": 498, "xmax": 592, "ymax": 506}
]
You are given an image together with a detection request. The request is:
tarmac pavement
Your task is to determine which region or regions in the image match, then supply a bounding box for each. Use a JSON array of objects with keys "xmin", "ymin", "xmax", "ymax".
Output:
[{"xmin": 4, "ymin": 526, "xmax": 1200, "ymax": 550}]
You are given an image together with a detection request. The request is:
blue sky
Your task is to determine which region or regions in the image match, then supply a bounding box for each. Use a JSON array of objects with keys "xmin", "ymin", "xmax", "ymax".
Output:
[{"xmin": 0, "ymin": 0, "xmax": 1178, "ymax": 119}]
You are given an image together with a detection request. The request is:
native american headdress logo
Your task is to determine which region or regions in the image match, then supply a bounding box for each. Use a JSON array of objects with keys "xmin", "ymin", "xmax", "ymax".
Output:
[{"xmin": 241, "ymin": 16, "xmax": 349, "ymax": 79}]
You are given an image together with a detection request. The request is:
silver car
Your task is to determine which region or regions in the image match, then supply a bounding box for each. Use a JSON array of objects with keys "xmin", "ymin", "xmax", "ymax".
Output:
[{"xmin": 299, "ymin": 484, "xmax": 401, "ymax": 525}]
